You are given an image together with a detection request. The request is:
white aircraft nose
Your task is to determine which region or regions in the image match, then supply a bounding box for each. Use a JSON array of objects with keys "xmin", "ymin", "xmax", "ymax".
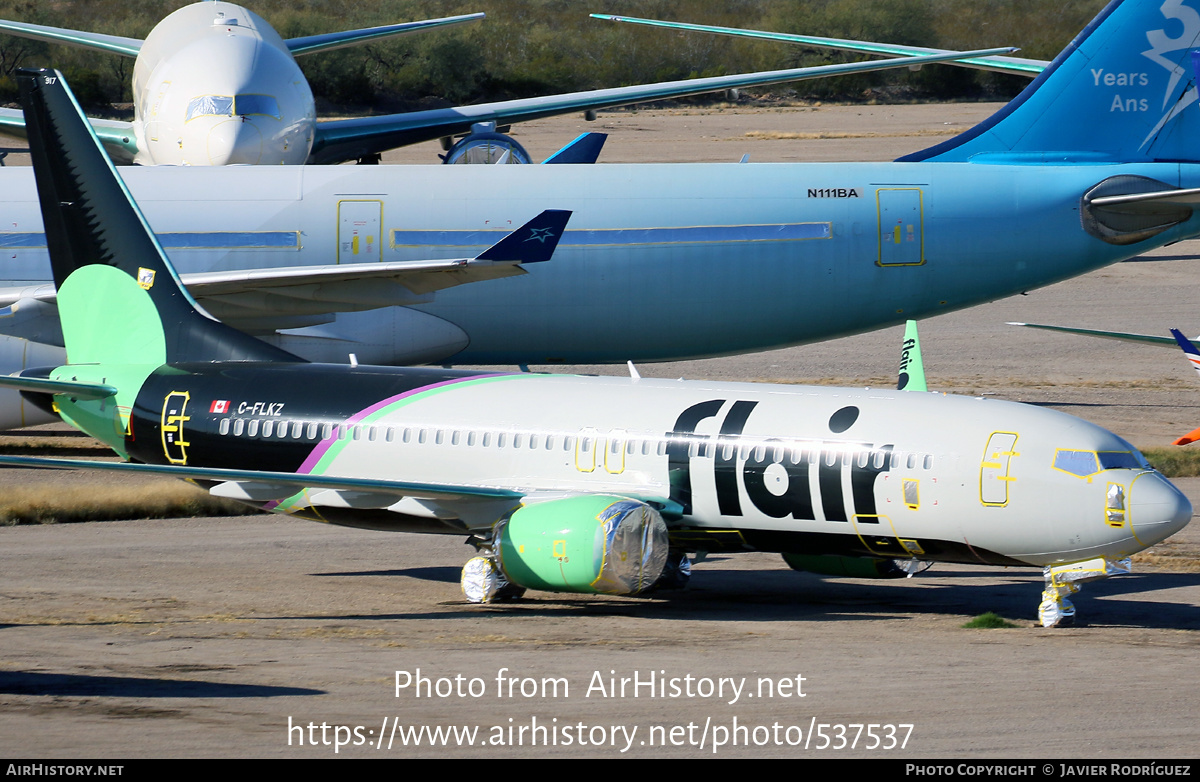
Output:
[
  {"xmin": 207, "ymin": 119, "xmax": 263, "ymax": 165},
  {"xmin": 1130, "ymin": 472, "xmax": 1193, "ymax": 547}
]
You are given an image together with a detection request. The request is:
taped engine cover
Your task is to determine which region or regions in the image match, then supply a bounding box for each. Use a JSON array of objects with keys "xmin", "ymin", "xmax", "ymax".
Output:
[{"xmin": 495, "ymin": 495, "xmax": 668, "ymax": 595}]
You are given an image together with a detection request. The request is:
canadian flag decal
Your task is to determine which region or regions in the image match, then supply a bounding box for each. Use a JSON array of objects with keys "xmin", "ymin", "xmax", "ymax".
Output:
[{"xmin": 210, "ymin": 400, "xmax": 230, "ymax": 414}]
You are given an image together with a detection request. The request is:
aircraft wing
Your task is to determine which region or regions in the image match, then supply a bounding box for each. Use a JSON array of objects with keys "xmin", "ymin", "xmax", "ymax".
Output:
[
  {"xmin": 0, "ymin": 209, "xmax": 569, "ymax": 334},
  {"xmin": 0, "ymin": 259, "xmax": 533, "ymax": 333},
  {"xmin": 0, "ymin": 108, "xmax": 138, "ymax": 163},
  {"xmin": 0, "ymin": 454, "xmax": 524, "ymax": 503},
  {"xmin": 0, "ymin": 18, "xmax": 142, "ymax": 56},
  {"xmin": 1008, "ymin": 322, "xmax": 1189, "ymax": 347},
  {"xmin": 285, "ymin": 13, "xmax": 484, "ymax": 55},
  {"xmin": 307, "ymin": 45, "xmax": 1016, "ymax": 164},
  {"xmin": 591, "ymin": 15, "xmax": 1045, "ymax": 77}
]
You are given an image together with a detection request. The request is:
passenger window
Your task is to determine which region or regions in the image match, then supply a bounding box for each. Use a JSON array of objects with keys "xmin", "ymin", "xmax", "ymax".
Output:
[
  {"xmin": 261, "ymin": 420, "xmax": 273, "ymax": 438},
  {"xmin": 247, "ymin": 419, "xmax": 259, "ymax": 437},
  {"xmin": 218, "ymin": 418, "xmax": 230, "ymax": 435},
  {"xmin": 306, "ymin": 422, "xmax": 318, "ymax": 440},
  {"xmin": 233, "ymin": 419, "xmax": 245, "ymax": 436}
]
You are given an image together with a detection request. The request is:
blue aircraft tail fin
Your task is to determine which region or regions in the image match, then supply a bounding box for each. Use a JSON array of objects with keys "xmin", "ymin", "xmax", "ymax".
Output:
[
  {"xmin": 18, "ymin": 67, "xmax": 299, "ymax": 367},
  {"xmin": 902, "ymin": 0, "xmax": 1200, "ymax": 164},
  {"xmin": 543, "ymin": 132, "xmax": 608, "ymax": 164}
]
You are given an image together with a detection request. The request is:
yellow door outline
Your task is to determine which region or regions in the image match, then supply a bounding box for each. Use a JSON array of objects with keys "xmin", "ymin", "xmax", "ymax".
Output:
[
  {"xmin": 876, "ymin": 188, "xmax": 925, "ymax": 266},
  {"xmin": 980, "ymin": 432, "xmax": 1019, "ymax": 507},
  {"xmin": 337, "ymin": 199, "xmax": 383, "ymax": 263}
]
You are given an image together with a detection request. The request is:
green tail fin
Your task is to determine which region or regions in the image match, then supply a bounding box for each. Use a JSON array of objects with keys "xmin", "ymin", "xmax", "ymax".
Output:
[{"xmin": 898, "ymin": 320, "xmax": 927, "ymax": 392}]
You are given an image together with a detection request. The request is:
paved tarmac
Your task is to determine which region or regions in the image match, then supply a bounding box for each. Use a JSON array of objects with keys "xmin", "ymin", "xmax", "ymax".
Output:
[{"xmin": 1, "ymin": 103, "xmax": 1199, "ymax": 759}]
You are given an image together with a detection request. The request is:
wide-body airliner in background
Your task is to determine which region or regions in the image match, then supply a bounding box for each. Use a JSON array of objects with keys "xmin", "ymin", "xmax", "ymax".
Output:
[
  {"xmin": 0, "ymin": 1, "xmax": 1009, "ymax": 165},
  {"xmin": 2, "ymin": 66, "xmax": 1191, "ymax": 626}
]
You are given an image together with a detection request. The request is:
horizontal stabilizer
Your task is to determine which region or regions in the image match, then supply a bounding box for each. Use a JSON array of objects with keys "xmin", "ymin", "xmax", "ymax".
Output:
[
  {"xmin": 476, "ymin": 209, "xmax": 571, "ymax": 264},
  {"xmin": 543, "ymin": 132, "xmax": 608, "ymax": 164},
  {"xmin": 286, "ymin": 13, "xmax": 484, "ymax": 56},
  {"xmin": 0, "ymin": 374, "xmax": 115, "ymax": 399},
  {"xmin": 0, "ymin": 18, "xmax": 142, "ymax": 56}
]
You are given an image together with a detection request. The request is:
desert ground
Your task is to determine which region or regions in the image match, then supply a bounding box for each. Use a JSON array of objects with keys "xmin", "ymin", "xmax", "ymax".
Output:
[{"xmin": 1, "ymin": 103, "xmax": 1199, "ymax": 759}]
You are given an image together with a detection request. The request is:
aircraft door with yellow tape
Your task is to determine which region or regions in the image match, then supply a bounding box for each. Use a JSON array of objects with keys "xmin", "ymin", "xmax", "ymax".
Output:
[
  {"xmin": 877, "ymin": 188, "xmax": 924, "ymax": 266},
  {"xmin": 337, "ymin": 199, "xmax": 382, "ymax": 263},
  {"xmin": 980, "ymin": 432, "xmax": 1019, "ymax": 506}
]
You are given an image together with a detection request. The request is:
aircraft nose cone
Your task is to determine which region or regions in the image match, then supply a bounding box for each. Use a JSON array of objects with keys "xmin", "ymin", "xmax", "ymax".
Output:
[
  {"xmin": 1130, "ymin": 473, "xmax": 1192, "ymax": 548},
  {"xmin": 207, "ymin": 119, "xmax": 263, "ymax": 164}
]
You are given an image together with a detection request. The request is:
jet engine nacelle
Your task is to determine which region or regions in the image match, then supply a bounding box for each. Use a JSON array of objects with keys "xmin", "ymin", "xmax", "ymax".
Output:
[
  {"xmin": 494, "ymin": 495, "xmax": 669, "ymax": 595},
  {"xmin": 440, "ymin": 122, "xmax": 531, "ymax": 165},
  {"xmin": 0, "ymin": 335, "xmax": 64, "ymax": 430}
]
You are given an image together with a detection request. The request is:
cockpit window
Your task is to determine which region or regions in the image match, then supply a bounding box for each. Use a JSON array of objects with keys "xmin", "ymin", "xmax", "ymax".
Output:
[
  {"xmin": 186, "ymin": 95, "xmax": 233, "ymax": 121},
  {"xmin": 235, "ymin": 94, "xmax": 280, "ymax": 119},
  {"xmin": 185, "ymin": 94, "xmax": 280, "ymax": 121},
  {"xmin": 1054, "ymin": 449, "xmax": 1145, "ymax": 478},
  {"xmin": 1054, "ymin": 450, "xmax": 1098, "ymax": 477},
  {"xmin": 1098, "ymin": 451, "xmax": 1147, "ymax": 470}
]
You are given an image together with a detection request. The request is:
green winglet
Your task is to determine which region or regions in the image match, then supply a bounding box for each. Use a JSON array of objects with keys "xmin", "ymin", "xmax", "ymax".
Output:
[{"xmin": 898, "ymin": 320, "xmax": 927, "ymax": 392}]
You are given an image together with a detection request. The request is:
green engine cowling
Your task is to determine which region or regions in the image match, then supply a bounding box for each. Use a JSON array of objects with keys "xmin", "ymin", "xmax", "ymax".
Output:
[{"xmin": 495, "ymin": 495, "xmax": 669, "ymax": 595}]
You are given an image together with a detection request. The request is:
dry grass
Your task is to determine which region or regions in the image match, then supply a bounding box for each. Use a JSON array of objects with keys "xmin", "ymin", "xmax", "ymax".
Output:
[
  {"xmin": 1141, "ymin": 448, "xmax": 1200, "ymax": 478},
  {"xmin": 0, "ymin": 482, "xmax": 258, "ymax": 525}
]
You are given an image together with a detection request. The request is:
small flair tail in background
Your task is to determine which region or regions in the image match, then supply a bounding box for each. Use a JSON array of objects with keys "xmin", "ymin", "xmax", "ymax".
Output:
[
  {"xmin": 898, "ymin": 320, "xmax": 927, "ymax": 392},
  {"xmin": 1171, "ymin": 328, "xmax": 1200, "ymax": 444}
]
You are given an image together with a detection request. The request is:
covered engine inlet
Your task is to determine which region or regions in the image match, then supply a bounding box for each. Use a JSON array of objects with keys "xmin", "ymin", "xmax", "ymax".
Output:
[{"xmin": 461, "ymin": 495, "xmax": 669, "ymax": 602}]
